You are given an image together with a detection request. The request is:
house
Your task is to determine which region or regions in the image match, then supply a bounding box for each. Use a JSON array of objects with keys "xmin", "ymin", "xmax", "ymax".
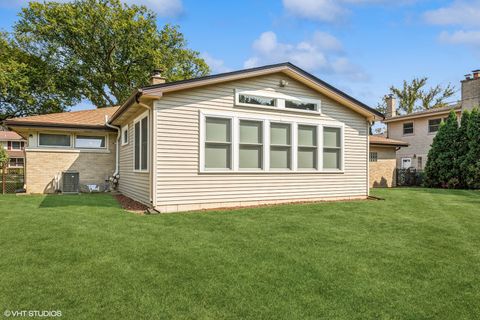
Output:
[
  {"xmin": 369, "ymin": 135, "xmax": 408, "ymax": 188},
  {"xmin": 6, "ymin": 62, "xmax": 383, "ymax": 212},
  {"xmin": 384, "ymin": 69, "xmax": 480, "ymax": 170},
  {"xmin": 0, "ymin": 131, "xmax": 26, "ymax": 168}
]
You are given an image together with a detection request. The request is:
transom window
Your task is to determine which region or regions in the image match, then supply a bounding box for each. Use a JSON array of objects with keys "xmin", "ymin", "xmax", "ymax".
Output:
[
  {"xmin": 75, "ymin": 135, "xmax": 106, "ymax": 149},
  {"xmin": 403, "ymin": 122, "xmax": 414, "ymax": 135},
  {"xmin": 39, "ymin": 133, "xmax": 71, "ymax": 147},
  {"xmin": 200, "ymin": 114, "xmax": 344, "ymax": 172},
  {"xmin": 235, "ymin": 89, "xmax": 321, "ymax": 113},
  {"xmin": 134, "ymin": 114, "xmax": 149, "ymax": 171},
  {"xmin": 204, "ymin": 117, "xmax": 232, "ymax": 170}
]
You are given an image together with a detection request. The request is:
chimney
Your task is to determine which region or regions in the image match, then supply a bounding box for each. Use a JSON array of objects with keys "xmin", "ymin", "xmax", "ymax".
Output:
[
  {"xmin": 149, "ymin": 69, "xmax": 166, "ymax": 85},
  {"xmin": 461, "ymin": 69, "xmax": 480, "ymax": 111},
  {"xmin": 385, "ymin": 94, "xmax": 397, "ymax": 118}
]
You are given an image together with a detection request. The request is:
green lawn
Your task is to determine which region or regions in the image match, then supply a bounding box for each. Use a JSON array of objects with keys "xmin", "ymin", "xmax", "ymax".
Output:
[{"xmin": 1, "ymin": 189, "xmax": 480, "ymax": 319}]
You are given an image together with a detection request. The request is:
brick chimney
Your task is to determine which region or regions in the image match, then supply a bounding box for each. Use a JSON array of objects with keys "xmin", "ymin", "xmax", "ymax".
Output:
[
  {"xmin": 461, "ymin": 69, "xmax": 480, "ymax": 111},
  {"xmin": 385, "ymin": 94, "xmax": 396, "ymax": 118},
  {"xmin": 149, "ymin": 69, "xmax": 166, "ymax": 85}
]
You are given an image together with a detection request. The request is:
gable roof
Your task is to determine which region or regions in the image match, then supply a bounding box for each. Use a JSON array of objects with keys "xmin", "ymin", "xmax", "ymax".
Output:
[
  {"xmin": 383, "ymin": 103, "xmax": 461, "ymax": 123},
  {"xmin": 370, "ymin": 135, "xmax": 408, "ymax": 147},
  {"xmin": 0, "ymin": 131, "xmax": 25, "ymax": 141},
  {"xmin": 110, "ymin": 62, "xmax": 383, "ymax": 123},
  {"xmin": 5, "ymin": 106, "xmax": 119, "ymax": 130}
]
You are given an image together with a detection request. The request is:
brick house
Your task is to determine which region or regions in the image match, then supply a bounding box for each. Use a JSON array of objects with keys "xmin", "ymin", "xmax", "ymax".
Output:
[{"xmin": 0, "ymin": 131, "xmax": 26, "ymax": 168}]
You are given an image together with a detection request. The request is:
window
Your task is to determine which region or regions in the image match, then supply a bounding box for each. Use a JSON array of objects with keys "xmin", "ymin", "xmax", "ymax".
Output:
[
  {"xmin": 75, "ymin": 135, "xmax": 106, "ymax": 149},
  {"xmin": 401, "ymin": 158, "xmax": 412, "ymax": 169},
  {"xmin": 428, "ymin": 118, "xmax": 442, "ymax": 133},
  {"xmin": 121, "ymin": 125, "xmax": 128, "ymax": 145},
  {"xmin": 270, "ymin": 123, "xmax": 292, "ymax": 170},
  {"xmin": 39, "ymin": 133, "xmax": 71, "ymax": 147},
  {"xmin": 204, "ymin": 117, "xmax": 232, "ymax": 170},
  {"xmin": 238, "ymin": 94, "xmax": 275, "ymax": 107},
  {"xmin": 239, "ymin": 120, "xmax": 263, "ymax": 170},
  {"xmin": 235, "ymin": 89, "xmax": 321, "ymax": 113},
  {"xmin": 323, "ymin": 127, "xmax": 342, "ymax": 170},
  {"xmin": 369, "ymin": 152, "xmax": 378, "ymax": 162},
  {"xmin": 297, "ymin": 125, "xmax": 317, "ymax": 169},
  {"xmin": 285, "ymin": 100, "xmax": 318, "ymax": 111},
  {"xmin": 417, "ymin": 156, "xmax": 423, "ymax": 170},
  {"xmin": 403, "ymin": 122, "xmax": 414, "ymax": 135},
  {"xmin": 9, "ymin": 158, "xmax": 24, "ymax": 167},
  {"xmin": 11, "ymin": 141, "xmax": 22, "ymax": 150},
  {"xmin": 134, "ymin": 115, "xmax": 149, "ymax": 171}
]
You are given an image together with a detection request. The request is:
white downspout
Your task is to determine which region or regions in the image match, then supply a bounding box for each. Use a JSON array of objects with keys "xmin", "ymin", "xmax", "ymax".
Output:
[{"xmin": 105, "ymin": 115, "xmax": 120, "ymax": 177}]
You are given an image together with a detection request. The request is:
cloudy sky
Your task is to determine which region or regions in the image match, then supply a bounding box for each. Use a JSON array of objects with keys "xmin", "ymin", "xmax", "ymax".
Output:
[{"xmin": 0, "ymin": 0, "xmax": 479, "ymax": 109}]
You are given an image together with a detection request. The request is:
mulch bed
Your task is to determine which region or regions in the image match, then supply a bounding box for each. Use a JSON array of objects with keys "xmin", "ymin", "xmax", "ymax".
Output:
[{"xmin": 114, "ymin": 194, "xmax": 149, "ymax": 214}]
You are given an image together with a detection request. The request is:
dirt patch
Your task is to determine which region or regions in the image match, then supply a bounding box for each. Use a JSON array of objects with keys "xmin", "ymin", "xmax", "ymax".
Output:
[{"xmin": 114, "ymin": 194, "xmax": 148, "ymax": 214}]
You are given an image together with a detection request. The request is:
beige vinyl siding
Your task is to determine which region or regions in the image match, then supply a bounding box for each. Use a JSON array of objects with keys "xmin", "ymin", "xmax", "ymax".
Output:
[
  {"xmin": 154, "ymin": 73, "xmax": 368, "ymax": 212},
  {"xmin": 118, "ymin": 109, "xmax": 150, "ymax": 205}
]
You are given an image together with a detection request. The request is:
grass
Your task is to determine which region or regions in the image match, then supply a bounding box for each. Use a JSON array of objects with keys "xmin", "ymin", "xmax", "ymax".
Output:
[{"xmin": 1, "ymin": 188, "xmax": 480, "ymax": 319}]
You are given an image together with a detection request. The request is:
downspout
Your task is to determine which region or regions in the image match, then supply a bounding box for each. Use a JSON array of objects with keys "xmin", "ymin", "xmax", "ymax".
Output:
[{"xmin": 105, "ymin": 115, "xmax": 120, "ymax": 177}]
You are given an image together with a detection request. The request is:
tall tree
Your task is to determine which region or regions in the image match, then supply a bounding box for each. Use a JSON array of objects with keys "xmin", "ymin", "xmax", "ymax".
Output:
[
  {"xmin": 0, "ymin": 33, "xmax": 77, "ymax": 121},
  {"xmin": 464, "ymin": 108, "xmax": 480, "ymax": 189},
  {"xmin": 377, "ymin": 78, "xmax": 455, "ymax": 115},
  {"xmin": 424, "ymin": 110, "xmax": 459, "ymax": 188},
  {"xmin": 457, "ymin": 110, "xmax": 471, "ymax": 188},
  {"xmin": 14, "ymin": 0, "xmax": 209, "ymax": 108}
]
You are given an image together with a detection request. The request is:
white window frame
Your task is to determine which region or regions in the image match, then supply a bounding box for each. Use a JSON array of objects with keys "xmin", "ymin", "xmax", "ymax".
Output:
[
  {"xmin": 74, "ymin": 134, "xmax": 107, "ymax": 149},
  {"xmin": 38, "ymin": 133, "xmax": 72, "ymax": 148},
  {"xmin": 121, "ymin": 125, "xmax": 129, "ymax": 146},
  {"xmin": 401, "ymin": 157, "xmax": 412, "ymax": 169},
  {"xmin": 10, "ymin": 141, "xmax": 22, "ymax": 150},
  {"xmin": 199, "ymin": 110, "xmax": 345, "ymax": 174},
  {"xmin": 234, "ymin": 89, "xmax": 321, "ymax": 114},
  {"xmin": 133, "ymin": 110, "xmax": 149, "ymax": 173},
  {"xmin": 9, "ymin": 157, "xmax": 24, "ymax": 168}
]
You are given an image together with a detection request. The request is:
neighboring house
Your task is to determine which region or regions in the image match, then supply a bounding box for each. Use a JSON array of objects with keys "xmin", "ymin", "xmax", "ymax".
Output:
[
  {"xmin": 384, "ymin": 69, "xmax": 480, "ymax": 170},
  {"xmin": 7, "ymin": 62, "xmax": 383, "ymax": 212},
  {"xmin": 0, "ymin": 131, "xmax": 26, "ymax": 168},
  {"xmin": 369, "ymin": 135, "xmax": 408, "ymax": 188}
]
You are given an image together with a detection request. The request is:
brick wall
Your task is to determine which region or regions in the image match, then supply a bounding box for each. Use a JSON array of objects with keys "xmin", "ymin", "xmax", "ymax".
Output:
[{"xmin": 369, "ymin": 146, "xmax": 397, "ymax": 188}]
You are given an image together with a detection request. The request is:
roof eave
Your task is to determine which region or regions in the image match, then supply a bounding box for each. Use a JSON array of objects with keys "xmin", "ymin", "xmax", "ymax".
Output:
[{"xmin": 5, "ymin": 121, "xmax": 116, "ymax": 132}]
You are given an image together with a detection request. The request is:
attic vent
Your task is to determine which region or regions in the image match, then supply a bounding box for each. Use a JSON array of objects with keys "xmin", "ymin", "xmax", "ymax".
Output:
[{"xmin": 62, "ymin": 171, "xmax": 79, "ymax": 193}]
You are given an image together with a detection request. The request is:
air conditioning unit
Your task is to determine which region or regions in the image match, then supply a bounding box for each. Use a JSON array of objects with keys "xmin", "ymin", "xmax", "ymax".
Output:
[{"xmin": 62, "ymin": 171, "xmax": 79, "ymax": 194}]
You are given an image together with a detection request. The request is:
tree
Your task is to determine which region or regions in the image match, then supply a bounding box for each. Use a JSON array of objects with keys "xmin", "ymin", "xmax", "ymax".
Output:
[
  {"xmin": 464, "ymin": 108, "xmax": 480, "ymax": 189},
  {"xmin": 424, "ymin": 110, "xmax": 459, "ymax": 188},
  {"xmin": 377, "ymin": 77, "xmax": 455, "ymax": 115},
  {"xmin": 14, "ymin": 0, "xmax": 209, "ymax": 108},
  {"xmin": 0, "ymin": 33, "xmax": 77, "ymax": 121},
  {"xmin": 457, "ymin": 110, "xmax": 471, "ymax": 188},
  {"xmin": 0, "ymin": 143, "xmax": 8, "ymax": 169}
]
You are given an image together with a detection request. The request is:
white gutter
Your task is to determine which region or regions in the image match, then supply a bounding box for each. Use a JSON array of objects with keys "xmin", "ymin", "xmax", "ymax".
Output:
[{"xmin": 105, "ymin": 115, "xmax": 120, "ymax": 177}]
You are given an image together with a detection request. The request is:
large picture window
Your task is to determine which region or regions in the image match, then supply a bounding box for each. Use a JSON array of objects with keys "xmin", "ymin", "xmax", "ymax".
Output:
[
  {"xmin": 239, "ymin": 120, "xmax": 263, "ymax": 170},
  {"xmin": 39, "ymin": 133, "xmax": 71, "ymax": 147},
  {"xmin": 297, "ymin": 125, "xmax": 317, "ymax": 169},
  {"xmin": 134, "ymin": 115, "xmax": 149, "ymax": 171},
  {"xmin": 204, "ymin": 117, "xmax": 232, "ymax": 170},
  {"xmin": 323, "ymin": 127, "xmax": 342, "ymax": 170},
  {"xmin": 270, "ymin": 123, "xmax": 292, "ymax": 170},
  {"xmin": 75, "ymin": 135, "xmax": 106, "ymax": 149}
]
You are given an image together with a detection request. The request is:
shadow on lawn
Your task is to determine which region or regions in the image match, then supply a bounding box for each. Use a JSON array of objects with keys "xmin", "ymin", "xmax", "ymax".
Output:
[{"xmin": 39, "ymin": 193, "xmax": 120, "ymax": 209}]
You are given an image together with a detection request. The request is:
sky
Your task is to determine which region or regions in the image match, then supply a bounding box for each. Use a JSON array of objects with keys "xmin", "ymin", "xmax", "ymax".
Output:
[{"xmin": 0, "ymin": 0, "xmax": 479, "ymax": 111}]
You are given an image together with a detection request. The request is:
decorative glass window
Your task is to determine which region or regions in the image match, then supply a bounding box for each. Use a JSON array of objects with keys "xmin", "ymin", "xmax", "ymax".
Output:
[
  {"xmin": 121, "ymin": 125, "xmax": 128, "ymax": 145},
  {"xmin": 297, "ymin": 125, "xmax": 317, "ymax": 169},
  {"xmin": 75, "ymin": 135, "xmax": 106, "ymax": 149},
  {"xmin": 323, "ymin": 127, "xmax": 342, "ymax": 170},
  {"xmin": 239, "ymin": 120, "xmax": 263, "ymax": 170},
  {"xmin": 204, "ymin": 117, "xmax": 232, "ymax": 170},
  {"xmin": 134, "ymin": 115, "xmax": 148, "ymax": 171},
  {"xmin": 369, "ymin": 152, "xmax": 378, "ymax": 162},
  {"xmin": 9, "ymin": 157, "xmax": 24, "ymax": 167},
  {"xmin": 238, "ymin": 94, "xmax": 275, "ymax": 107},
  {"xmin": 270, "ymin": 123, "xmax": 291, "ymax": 170},
  {"xmin": 286, "ymin": 100, "xmax": 318, "ymax": 111},
  {"xmin": 403, "ymin": 122, "xmax": 414, "ymax": 135},
  {"xmin": 39, "ymin": 133, "xmax": 71, "ymax": 147},
  {"xmin": 428, "ymin": 119, "xmax": 442, "ymax": 133}
]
